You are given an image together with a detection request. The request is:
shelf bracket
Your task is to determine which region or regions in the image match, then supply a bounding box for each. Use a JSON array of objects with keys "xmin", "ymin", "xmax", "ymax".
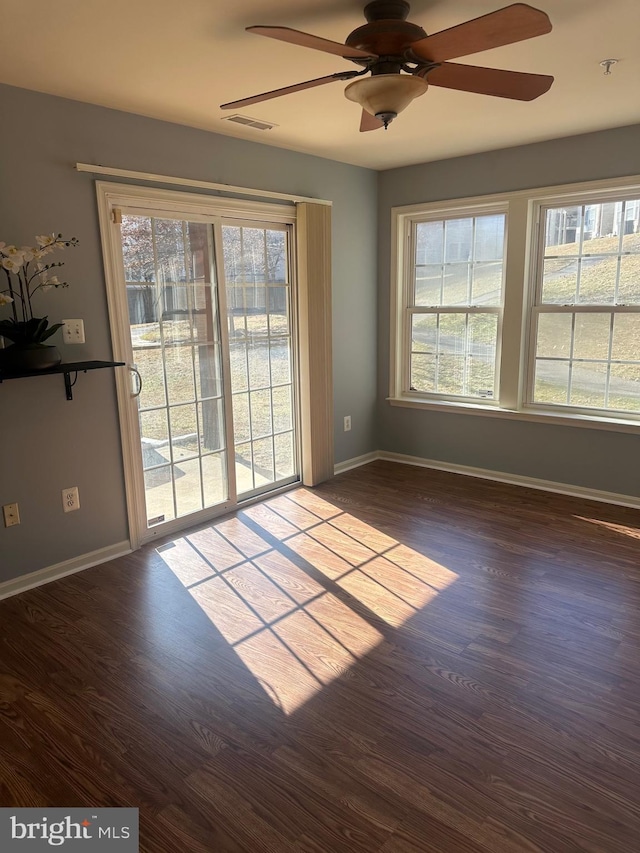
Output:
[{"xmin": 63, "ymin": 370, "xmax": 79, "ymax": 401}]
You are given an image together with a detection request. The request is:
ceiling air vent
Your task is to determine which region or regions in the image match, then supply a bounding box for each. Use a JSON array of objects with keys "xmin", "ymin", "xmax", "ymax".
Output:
[{"xmin": 222, "ymin": 114, "xmax": 278, "ymax": 131}]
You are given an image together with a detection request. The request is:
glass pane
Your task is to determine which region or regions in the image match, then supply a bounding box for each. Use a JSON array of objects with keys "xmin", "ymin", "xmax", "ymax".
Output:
[
  {"xmin": 140, "ymin": 408, "xmax": 169, "ymax": 445},
  {"xmin": 444, "ymin": 217, "xmax": 473, "ymax": 263},
  {"xmin": 266, "ymin": 230, "xmax": 287, "ymax": 283},
  {"xmin": 127, "ymin": 285, "xmax": 159, "ymax": 327},
  {"xmin": 270, "ymin": 339, "xmax": 291, "ymax": 386},
  {"xmin": 474, "ymin": 214, "xmax": 505, "ymax": 261},
  {"xmin": 154, "ymin": 219, "xmax": 186, "ymax": 284},
  {"xmin": 134, "ymin": 347, "xmax": 166, "ymax": 409},
  {"xmin": 242, "ymin": 228, "xmax": 266, "ymax": 283},
  {"xmin": 122, "ymin": 216, "xmax": 155, "ymax": 284},
  {"xmin": 272, "ymin": 385, "xmax": 293, "ymax": 433},
  {"xmin": 229, "ymin": 342, "xmax": 248, "ymax": 392},
  {"xmin": 194, "ymin": 343, "xmax": 222, "ymax": 400},
  {"xmin": 438, "ymin": 355, "xmax": 465, "ymax": 396},
  {"xmin": 164, "ymin": 346, "xmax": 195, "ymax": 404},
  {"xmin": 468, "ymin": 356, "xmax": 496, "ymax": 399},
  {"xmin": 536, "ymin": 313, "xmax": 572, "ymax": 358},
  {"xmin": 472, "ymin": 261, "xmax": 503, "ymax": 305},
  {"xmin": 253, "ymin": 437, "xmax": 275, "ymax": 486},
  {"xmin": 274, "ymin": 432, "xmax": 295, "ymax": 479},
  {"xmin": 573, "ymin": 314, "xmax": 611, "ymax": 360},
  {"xmin": 410, "ymin": 354, "xmax": 436, "ymax": 392},
  {"xmin": 442, "ymin": 263, "xmax": 471, "ymax": 306},
  {"xmin": 269, "ymin": 287, "xmax": 289, "ymax": 334},
  {"xmin": 415, "ymin": 220, "xmax": 444, "ymax": 265},
  {"xmin": 246, "ymin": 287, "xmax": 269, "ymax": 337},
  {"xmin": 198, "ymin": 399, "xmax": 225, "ymax": 453},
  {"xmin": 609, "ymin": 364, "xmax": 640, "ymax": 412},
  {"xmin": 468, "ymin": 314, "xmax": 498, "ymax": 399},
  {"xmin": 542, "ymin": 258, "xmax": 577, "ymax": 304},
  {"xmin": 235, "ymin": 442, "xmax": 253, "ymax": 493},
  {"xmin": 144, "ymin": 466, "xmax": 175, "ymax": 524},
  {"xmin": 570, "ymin": 362, "xmax": 608, "ymax": 409},
  {"xmin": 415, "ymin": 265, "xmax": 443, "ymax": 306},
  {"xmin": 232, "ymin": 393, "xmax": 251, "ymax": 444},
  {"xmin": 169, "ymin": 404, "xmax": 198, "ymax": 461},
  {"xmin": 174, "ymin": 458, "xmax": 203, "ymax": 517},
  {"xmin": 202, "ymin": 452, "xmax": 227, "ymax": 506},
  {"xmin": 250, "ymin": 389, "xmax": 272, "ymax": 438},
  {"xmin": 544, "ymin": 206, "xmax": 582, "ymax": 251},
  {"xmin": 438, "ymin": 313, "xmax": 466, "ymax": 356},
  {"xmin": 612, "ymin": 315, "xmax": 640, "ymax": 361},
  {"xmin": 577, "ymin": 256, "xmax": 615, "ymax": 305},
  {"xmin": 618, "ymin": 256, "xmax": 640, "ymax": 304},
  {"xmin": 248, "ymin": 340, "xmax": 271, "ymax": 389},
  {"xmin": 534, "ymin": 360, "xmax": 569, "ymax": 404},
  {"xmin": 191, "ymin": 285, "xmax": 219, "ymax": 345},
  {"xmin": 411, "ymin": 315, "xmax": 437, "ymax": 353}
]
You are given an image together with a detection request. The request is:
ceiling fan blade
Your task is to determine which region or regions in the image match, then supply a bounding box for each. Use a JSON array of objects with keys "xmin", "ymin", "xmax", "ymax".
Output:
[
  {"xmin": 410, "ymin": 4, "xmax": 552, "ymax": 63},
  {"xmin": 360, "ymin": 110, "xmax": 384, "ymax": 132},
  {"xmin": 426, "ymin": 62, "xmax": 553, "ymax": 101},
  {"xmin": 220, "ymin": 73, "xmax": 356, "ymax": 110},
  {"xmin": 247, "ymin": 26, "xmax": 376, "ymax": 60}
]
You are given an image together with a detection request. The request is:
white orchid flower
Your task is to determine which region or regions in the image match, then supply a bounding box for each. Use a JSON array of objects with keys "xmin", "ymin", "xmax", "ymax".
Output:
[
  {"xmin": 20, "ymin": 246, "xmax": 35, "ymax": 263},
  {"xmin": 3, "ymin": 245, "xmax": 23, "ymax": 258},
  {"xmin": 2, "ymin": 256, "xmax": 24, "ymax": 272},
  {"xmin": 36, "ymin": 234, "xmax": 57, "ymax": 248},
  {"xmin": 0, "ymin": 292, "xmax": 14, "ymax": 305}
]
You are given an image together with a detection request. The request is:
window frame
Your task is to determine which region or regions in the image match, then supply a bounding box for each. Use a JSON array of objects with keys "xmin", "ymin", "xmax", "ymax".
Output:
[{"xmin": 390, "ymin": 175, "xmax": 640, "ymax": 434}]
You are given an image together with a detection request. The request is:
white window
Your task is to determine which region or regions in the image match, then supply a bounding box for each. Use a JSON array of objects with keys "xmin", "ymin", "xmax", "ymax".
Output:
[
  {"xmin": 406, "ymin": 207, "xmax": 506, "ymax": 403},
  {"xmin": 529, "ymin": 197, "xmax": 640, "ymax": 416},
  {"xmin": 391, "ymin": 176, "xmax": 640, "ymax": 430}
]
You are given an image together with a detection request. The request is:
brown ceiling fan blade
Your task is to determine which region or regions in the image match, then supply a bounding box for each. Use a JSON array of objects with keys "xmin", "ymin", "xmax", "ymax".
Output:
[
  {"xmin": 410, "ymin": 4, "xmax": 552, "ymax": 63},
  {"xmin": 247, "ymin": 26, "xmax": 376, "ymax": 60},
  {"xmin": 360, "ymin": 110, "xmax": 384, "ymax": 132},
  {"xmin": 220, "ymin": 74, "xmax": 353, "ymax": 110},
  {"xmin": 427, "ymin": 62, "xmax": 553, "ymax": 101}
]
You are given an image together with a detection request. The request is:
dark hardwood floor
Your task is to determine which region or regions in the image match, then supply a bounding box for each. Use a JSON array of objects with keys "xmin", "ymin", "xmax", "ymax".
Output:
[{"xmin": 2, "ymin": 461, "xmax": 640, "ymax": 852}]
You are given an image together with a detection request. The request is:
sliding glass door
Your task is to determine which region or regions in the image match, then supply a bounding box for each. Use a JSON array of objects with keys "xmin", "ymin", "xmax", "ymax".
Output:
[{"xmin": 113, "ymin": 205, "xmax": 299, "ymax": 542}]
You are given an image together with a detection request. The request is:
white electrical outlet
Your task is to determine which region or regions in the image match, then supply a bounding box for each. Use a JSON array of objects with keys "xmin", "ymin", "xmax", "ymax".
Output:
[
  {"xmin": 62, "ymin": 319, "xmax": 85, "ymax": 344},
  {"xmin": 62, "ymin": 486, "xmax": 80, "ymax": 513},
  {"xmin": 3, "ymin": 503, "xmax": 20, "ymax": 527},
  {"xmin": 344, "ymin": 415, "xmax": 352, "ymax": 432}
]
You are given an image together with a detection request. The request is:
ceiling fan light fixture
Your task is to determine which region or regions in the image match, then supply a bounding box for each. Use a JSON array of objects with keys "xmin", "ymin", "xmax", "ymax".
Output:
[{"xmin": 344, "ymin": 73, "xmax": 428, "ymax": 127}]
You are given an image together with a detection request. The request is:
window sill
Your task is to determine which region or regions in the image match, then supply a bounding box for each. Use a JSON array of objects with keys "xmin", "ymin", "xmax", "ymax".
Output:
[{"xmin": 387, "ymin": 396, "xmax": 640, "ymax": 435}]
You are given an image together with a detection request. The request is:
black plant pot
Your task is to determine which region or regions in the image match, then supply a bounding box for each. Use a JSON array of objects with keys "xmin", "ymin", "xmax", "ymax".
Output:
[{"xmin": 0, "ymin": 344, "xmax": 62, "ymax": 372}]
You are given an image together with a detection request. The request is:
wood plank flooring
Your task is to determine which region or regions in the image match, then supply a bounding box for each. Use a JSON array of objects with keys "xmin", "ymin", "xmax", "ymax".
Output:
[{"xmin": 1, "ymin": 461, "xmax": 640, "ymax": 852}]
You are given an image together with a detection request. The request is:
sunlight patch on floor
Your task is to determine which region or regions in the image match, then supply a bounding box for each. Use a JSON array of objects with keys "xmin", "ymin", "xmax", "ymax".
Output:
[
  {"xmin": 573, "ymin": 514, "xmax": 640, "ymax": 539},
  {"xmin": 156, "ymin": 489, "xmax": 457, "ymax": 714}
]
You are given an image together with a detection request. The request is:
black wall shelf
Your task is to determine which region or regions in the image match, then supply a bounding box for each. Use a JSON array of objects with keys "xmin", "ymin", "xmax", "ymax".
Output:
[{"xmin": 0, "ymin": 360, "xmax": 125, "ymax": 400}]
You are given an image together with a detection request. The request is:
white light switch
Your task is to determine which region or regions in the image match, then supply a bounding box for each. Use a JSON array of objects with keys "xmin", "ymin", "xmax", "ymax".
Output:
[{"xmin": 62, "ymin": 319, "xmax": 85, "ymax": 344}]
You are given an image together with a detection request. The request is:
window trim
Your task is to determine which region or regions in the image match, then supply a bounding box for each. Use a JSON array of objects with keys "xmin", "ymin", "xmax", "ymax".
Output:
[{"xmin": 390, "ymin": 174, "xmax": 640, "ymax": 431}]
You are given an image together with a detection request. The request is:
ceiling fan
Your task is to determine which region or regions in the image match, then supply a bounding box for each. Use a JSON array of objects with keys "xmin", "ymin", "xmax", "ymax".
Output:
[{"xmin": 220, "ymin": 1, "xmax": 553, "ymax": 131}]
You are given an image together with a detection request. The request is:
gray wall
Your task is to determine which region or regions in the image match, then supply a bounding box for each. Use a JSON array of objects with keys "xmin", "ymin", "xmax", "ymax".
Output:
[
  {"xmin": 377, "ymin": 124, "xmax": 640, "ymax": 498},
  {"xmin": 0, "ymin": 84, "xmax": 378, "ymax": 581}
]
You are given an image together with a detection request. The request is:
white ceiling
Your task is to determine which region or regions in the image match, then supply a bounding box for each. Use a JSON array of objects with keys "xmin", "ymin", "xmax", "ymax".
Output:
[{"xmin": 1, "ymin": 0, "xmax": 639, "ymax": 171}]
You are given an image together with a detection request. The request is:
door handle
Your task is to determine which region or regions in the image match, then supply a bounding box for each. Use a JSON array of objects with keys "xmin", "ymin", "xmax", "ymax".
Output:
[{"xmin": 130, "ymin": 365, "xmax": 143, "ymax": 398}]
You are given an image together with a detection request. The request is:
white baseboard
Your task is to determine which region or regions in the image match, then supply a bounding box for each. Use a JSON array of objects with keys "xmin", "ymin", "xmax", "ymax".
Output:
[
  {"xmin": 334, "ymin": 451, "xmax": 380, "ymax": 475},
  {"xmin": 377, "ymin": 451, "xmax": 640, "ymax": 510},
  {"xmin": 334, "ymin": 450, "xmax": 639, "ymax": 510},
  {"xmin": 0, "ymin": 541, "xmax": 132, "ymax": 601}
]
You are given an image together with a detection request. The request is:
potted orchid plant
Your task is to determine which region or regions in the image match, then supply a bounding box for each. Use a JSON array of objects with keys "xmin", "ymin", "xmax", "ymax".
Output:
[{"xmin": 0, "ymin": 233, "xmax": 78, "ymax": 371}]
